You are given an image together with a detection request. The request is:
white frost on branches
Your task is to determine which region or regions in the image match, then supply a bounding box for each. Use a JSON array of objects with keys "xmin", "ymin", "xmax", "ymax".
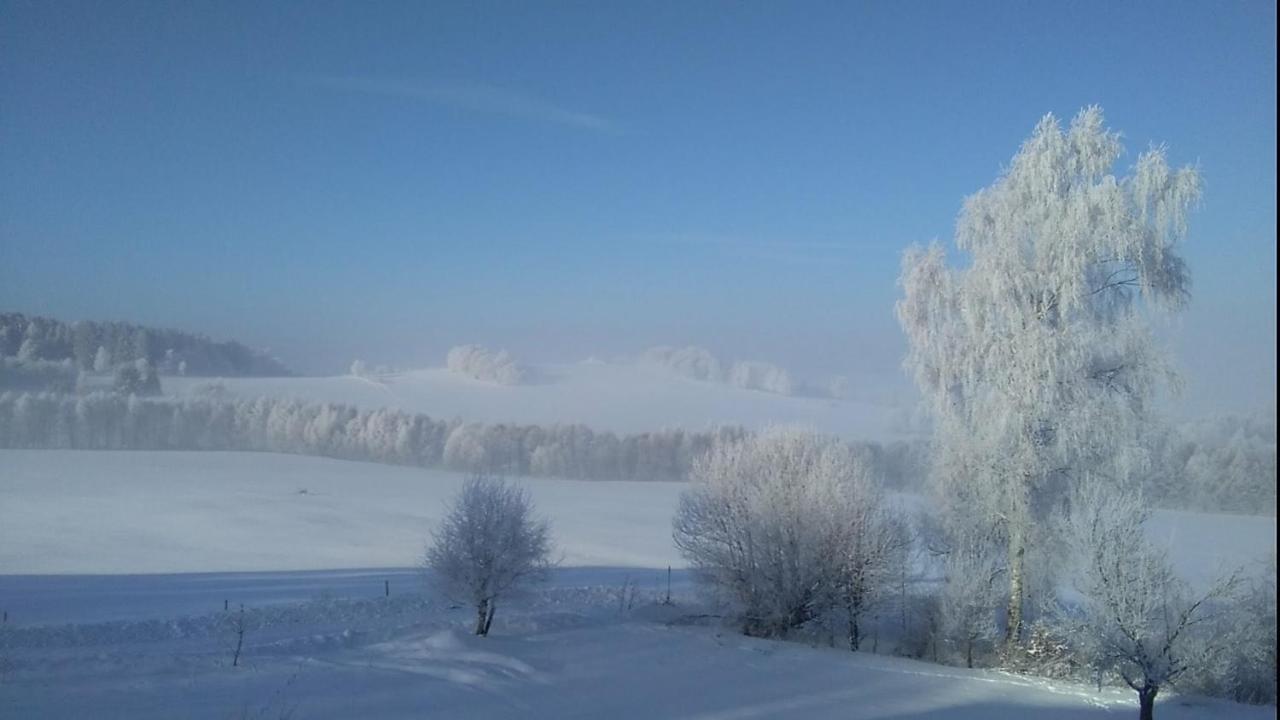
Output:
[
  {"xmin": 897, "ymin": 106, "xmax": 1201, "ymax": 645},
  {"xmin": 1066, "ymin": 478, "xmax": 1238, "ymax": 719},
  {"xmin": 639, "ymin": 346, "xmax": 794, "ymax": 396},
  {"xmin": 673, "ymin": 427, "xmax": 905, "ymax": 644},
  {"xmin": 425, "ymin": 475, "xmax": 554, "ymax": 636},
  {"xmin": 446, "ymin": 345, "xmax": 525, "ymax": 386},
  {"xmin": 639, "ymin": 346, "xmax": 725, "ymax": 383},
  {"xmin": 727, "ymin": 360, "xmax": 794, "ymax": 396}
]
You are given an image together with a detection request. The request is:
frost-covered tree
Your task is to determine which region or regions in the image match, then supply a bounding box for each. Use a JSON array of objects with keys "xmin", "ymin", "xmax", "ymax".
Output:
[
  {"xmin": 92, "ymin": 346, "xmax": 111, "ymax": 374},
  {"xmin": 349, "ymin": 359, "xmax": 367, "ymax": 378},
  {"xmin": 16, "ymin": 337, "xmax": 42, "ymax": 362},
  {"xmin": 1067, "ymin": 480, "xmax": 1237, "ymax": 720},
  {"xmin": 425, "ymin": 475, "xmax": 554, "ymax": 636},
  {"xmin": 728, "ymin": 360, "xmax": 794, "ymax": 395},
  {"xmin": 898, "ymin": 107, "xmax": 1200, "ymax": 646},
  {"xmin": 445, "ymin": 345, "xmax": 525, "ymax": 385},
  {"xmin": 639, "ymin": 345, "xmax": 724, "ymax": 382},
  {"xmin": 674, "ymin": 427, "xmax": 866, "ymax": 638},
  {"xmin": 112, "ymin": 363, "xmax": 144, "ymax": 396},
  {"xmin": 829, "ymin": 473, "xmax": 910, "ymax": 651},
  {"xmin": 1180, "ymin": 552, "xmax": 1277, "ymax": 705},
  {"xmin": 936, "ymin": 535, "xmax": 1004, "ymax": 668}
]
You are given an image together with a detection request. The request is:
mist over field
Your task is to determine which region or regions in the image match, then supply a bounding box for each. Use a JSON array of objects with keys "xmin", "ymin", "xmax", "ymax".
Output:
[{"xmin": 1, "ymin": 2, "xmax": 1274, "ymax": 719}]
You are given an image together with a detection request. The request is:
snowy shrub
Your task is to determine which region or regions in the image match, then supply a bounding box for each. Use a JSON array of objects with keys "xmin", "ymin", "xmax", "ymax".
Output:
[
  {"xmin": 639, "ymin": 346, "xmax": 797, "ymax": 396},
  {"xmin": 674, "ymin": 427, "xmax": 848, "ymax": 637},
  {"xmin": 425, "ymin": 475, "xmax": 554, "ymax": 636},
  {"xmin": 674, "ymin": 427, "xmax": 904, "ymax": 642},
  {"xmin": 727, "ymin": 360, "xmax": 793, "ymax": 395},
  {"xmin": 349, "ymin": 359, "xmax": 368, "ymax": 378},
  {"xmin": 445, "ymin": 345, "xmax": 525, "ymax": 385},
  {"xmin": 639, "ymin": 345, "xmax": 724, "ymax": 382}
]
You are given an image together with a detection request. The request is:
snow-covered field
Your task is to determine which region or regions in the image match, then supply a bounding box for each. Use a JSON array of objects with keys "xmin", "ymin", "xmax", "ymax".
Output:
[
  {"xmin": 2, "ymin": 571, "xmax": 1267, "ymax": 720},
  {"xmin": 3, "ymin": 450, "xmax": 1274, "ymax": 584},
  {"xmin": 0, "ymin": 450, "xmax": 685, "ymax": 575},
  {"xmin": 165, "ymin": 362, "xmax": 919, "ymax": 440},
  {"xmin": 2, "ymin": 449, "xmax": 1274, "ymax": 719},
  {"xmin": 4, "ymin": 450, "xmax": 1272, "ymax": 584}
]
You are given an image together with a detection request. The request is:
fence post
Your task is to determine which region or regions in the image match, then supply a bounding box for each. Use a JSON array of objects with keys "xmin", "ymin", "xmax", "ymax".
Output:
[{"xmin": 385, "ymin": 579, "xmax": 390, "ymax": 597}]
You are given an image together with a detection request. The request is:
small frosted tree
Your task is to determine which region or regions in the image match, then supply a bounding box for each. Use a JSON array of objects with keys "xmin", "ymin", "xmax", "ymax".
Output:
[
  {"xmin": 898, "ymin": 107, "xmax": 1200, "ymax": 646},
  {"xmin": 425, "ymin": 475, "xmax": 553, "ymax": 636},
  {"xmin": 829, "ymin": 475, "xmax": 910, "ymax": 651},
  {"xmin": 936, "ymin": 534, "xmax": 1004, "ymax": 668},
  {"xmin": 1068, "ymin": 479, "xmax": 1238, "ymax": 720}
]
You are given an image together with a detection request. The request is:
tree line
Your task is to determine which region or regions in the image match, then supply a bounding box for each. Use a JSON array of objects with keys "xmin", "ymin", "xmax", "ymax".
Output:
[
  {"xmin": 0, "ymin": 390, "xmax": 751, "ymax": 482},
  {"xmin": 0, "ymin": 312, "xmax": 291, "ymax": 377}
]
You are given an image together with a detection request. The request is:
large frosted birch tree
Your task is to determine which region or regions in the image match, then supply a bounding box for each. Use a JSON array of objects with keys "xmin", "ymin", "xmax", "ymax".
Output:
[{"xmin": 897, "ymin": 107, "xmax": 1200, "ymax": 646}]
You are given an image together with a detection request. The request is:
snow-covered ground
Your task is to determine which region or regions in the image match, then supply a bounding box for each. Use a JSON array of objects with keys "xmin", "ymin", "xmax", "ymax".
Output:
[
  {"xmin": 2, "ymin": 449, "xmax": 1274, "ymax": 718},
  {"xmin": 2, "ymin": 450, "xmax": 1272, "ymax": 585},
  {"xmin": 5, "ymin": 450, "xmax": 1273, "ymax": 585},
  {"xmin": 0, "ymin": 450, "xmax": 685, "ymax": 575},
  {"xmin": 2, "ymin": 576, "xmax": 1267, "ymax": 720},
  {"xmin": 165, "ymin": 362, "xmax": 920, "ymax": 440}
]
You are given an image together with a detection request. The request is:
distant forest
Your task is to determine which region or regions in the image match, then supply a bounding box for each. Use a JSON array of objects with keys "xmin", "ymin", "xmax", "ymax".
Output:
[{"xmin": 0, "ymin": 312, "xmax": 291, "ymax": 377}]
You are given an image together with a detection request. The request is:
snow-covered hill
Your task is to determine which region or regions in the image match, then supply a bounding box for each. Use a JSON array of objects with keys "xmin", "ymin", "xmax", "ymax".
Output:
[{"xmin": 165, "ymin": 362, "xmax": 920, "ymax": 440}]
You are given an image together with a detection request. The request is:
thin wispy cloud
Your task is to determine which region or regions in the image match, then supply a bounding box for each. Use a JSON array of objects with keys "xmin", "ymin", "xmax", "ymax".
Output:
[
  {"xmin": 636, "ymin": 232, "xmax": 854, "ymax": 264},
  {"xmin": 298, "ymin": 74, "xmax": 616, "ymax": 133}
]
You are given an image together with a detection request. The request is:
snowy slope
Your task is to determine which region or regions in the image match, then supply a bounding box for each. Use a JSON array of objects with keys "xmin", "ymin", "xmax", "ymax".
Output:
[
  {"xmin": 2, "ymin": 450, "xmax": 1272, "ymax": 585},
  {"xmin": 1, "ymin": 580, "xmax": 1267, "ymax": 720},
  {"xmin": 165, "ymin": 362, "xmax": 920, "ymax": 440}
]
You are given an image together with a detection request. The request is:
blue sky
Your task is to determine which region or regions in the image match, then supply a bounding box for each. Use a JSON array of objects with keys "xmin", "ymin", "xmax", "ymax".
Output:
[{"xmin": 1, "ymin": 1, "xmax": 1275, "ymax": 413}]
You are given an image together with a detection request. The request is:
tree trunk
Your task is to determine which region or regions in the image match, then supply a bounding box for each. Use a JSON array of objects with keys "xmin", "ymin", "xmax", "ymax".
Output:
[
  {"xmin": 482, "ymin": 601, "xmax": 496, "ymax": 636},
  {"xmin": 966, "ymin": 636, "xmax": 973, "ymax": 668},
  {"xmin": 1138, "ymin": 684, "xmax": 1158, "ymax": 720},
  {"xmin": 1005, "ymin": 529, "xmax": 1026, "ymax": 647},
  {"xmin": 846, "ymin": 591, "xmax": 863, "ymax": 652},
  {"xmin": 475, "ymin": 598, "xmax": 489, "ymax": 636}
]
